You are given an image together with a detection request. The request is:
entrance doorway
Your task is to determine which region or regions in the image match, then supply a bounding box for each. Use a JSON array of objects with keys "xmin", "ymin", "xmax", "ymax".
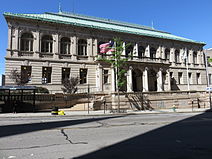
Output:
[
  {"xmin": 132, "ymin": 69, "xmax": 143, "ymax": 92},
  {"xmin": 148, "ymin": 69, "xmax": 157, "ymax": 91}
]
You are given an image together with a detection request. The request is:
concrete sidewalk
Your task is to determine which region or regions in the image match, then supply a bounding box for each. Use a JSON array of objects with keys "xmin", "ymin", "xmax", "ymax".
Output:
[{"xmin": 0, "ymin": 108, "xmax": 210, "ymax": 117}]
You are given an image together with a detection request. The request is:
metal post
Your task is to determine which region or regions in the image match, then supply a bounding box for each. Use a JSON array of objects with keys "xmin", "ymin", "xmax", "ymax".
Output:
[
  {"xmin": 87, "ymin": 84, "xmax": 90, "ymax": 114},
  {"xmin": 204, "ymin": 50, "xmax": 212, "ymax": 109}
]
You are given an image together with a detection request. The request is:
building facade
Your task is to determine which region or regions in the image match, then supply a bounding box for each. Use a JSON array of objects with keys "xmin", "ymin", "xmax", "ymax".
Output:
[{"xmin": 3, "ymin": 11, "xmax": 207, "ymax": 93}]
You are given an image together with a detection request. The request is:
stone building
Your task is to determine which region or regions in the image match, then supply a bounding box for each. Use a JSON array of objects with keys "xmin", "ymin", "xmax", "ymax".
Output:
[
  {"xmin": 3, "ymin": 11, "xmax": 207, "ymax": 93},
  {"xmin": 205, "ymin": 48, "xmax": 212, "ymax": 86}
]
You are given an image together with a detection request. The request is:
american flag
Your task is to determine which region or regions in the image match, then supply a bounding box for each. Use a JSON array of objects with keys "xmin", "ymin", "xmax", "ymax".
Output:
[{"xmin": 99, "ymin": 41, "xmax": 114, "ymax": 54}]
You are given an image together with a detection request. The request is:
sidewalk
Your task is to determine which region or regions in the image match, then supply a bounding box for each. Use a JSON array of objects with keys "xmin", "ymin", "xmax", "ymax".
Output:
[{"xmin": 0, "ymin": 108, "xmax": 210, "ymax": 117}]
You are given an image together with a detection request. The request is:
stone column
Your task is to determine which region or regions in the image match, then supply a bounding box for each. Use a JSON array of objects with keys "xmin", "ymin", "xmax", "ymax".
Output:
[
  {"xmin": 156, "ymin": 46, "xmax": 161, "ymax": 58},
  {"xmin": 71, "ymin": 36, "xmax": 77, "ymax": 60},
  {"xmin": 127, "ymin": 66, "xmax": 133, "ymax": 92},
  {"xmin": 87, "ymin": 38, "xmax": 93, "ymax": 61},
  {"xmin": 161, "ymin": 46, "xmax": 165, "ymax": 59},
  {"xmin": 134, "ymin": 43, "xmax": 138, "ymax": 59},
  {"xmin": 6, "ymin": 25, "xmax": 12, "ymax": 57},
  {"xmin": 53, "ymin": 34, "xmax": 59, "ymax": 59},
  {"xmin": 122, "ymin": 42, "xmax": 126, "ymax": 56},
  {"xmin": 180, "ymin": 49, "xmax": 184, "ymax": 63},
  {"xmin": 145, "ymin": 45, "xmax": 150, "ymax": 57},
  {"xmin": 143, "ymin": 67, "xmax": 149, "ymax": 92},
  {"xmin": 96, "ymin": 63, "xmax": 103, "ymax": 92},
  {"xmin": 93, "ymin": 38, "xmax": 98, "ymax": 56},
  {"xmin": 157, "ymin": 68, "xmax": 163, "ymax": 92},
  {"xmin": 111, "ymin": 66, "xmax": 116, "ymax": 92},
  {"xmin": 166, "ymin": 69, "xmax": 171, "ymax": 91},
  {"xmin": 170, "ymin": 48, "xmax": 175, "ymax": 63},
  {"xmin": 189, "ymin": 50, "xmax": 194, "ymax": 66},
  {"xmin": 33, "ymin": 31, "xmax": 40, "ymax": 58},
  {"xmin": 201, "ymin": 51, "xmax": 205, "ymax": 66},
  {"xmin": 198, "ymin": 50, "xmax": 204, "ymax": 65},
  {"xmin": 12, "ymin": 28, "xmax": 19, "ymax": 57}
]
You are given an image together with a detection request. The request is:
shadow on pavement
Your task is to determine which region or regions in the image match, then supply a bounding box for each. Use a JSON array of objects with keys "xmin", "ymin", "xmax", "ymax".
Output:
[
  {"xmin": 0, "ymin": 116, "xmax": 123, "ymax": 138},
  {"xmin": 75, "ymin": 112, "xmax": 212, "ymax": 159}
]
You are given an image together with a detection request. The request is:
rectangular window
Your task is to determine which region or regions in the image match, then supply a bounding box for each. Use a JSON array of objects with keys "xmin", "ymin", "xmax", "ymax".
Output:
[
  {"xmin": 188, "ymin": 73, "xmax": 192, "ymax": 84},
  {"xmin": 21, "ymin": 66, "xmax": 32, "ymax": 83},
  {"xmin": 80, "ymin": 69, "xmax": 87, "ymax": 84},
  {"xmin": 62, "ymin": 68, "xmax": 70, "ymax": 83},
  {"xmin": 178, "ymin": 72, "xmax": 183, "ymax": 84},
  {"xmin": 42, "ymin": 67, "xmax": 52, "ymax": 83},
  {"xmin": 209, "ymin": 74, "xmax": 212, "ymax": 85},
  {"xmin": 103, "ymin": 70, "xmax": 109, "ymax": 84},
  {"xmin": 196, "ymin": 73, "xmax": 201, "ymax": 84}
]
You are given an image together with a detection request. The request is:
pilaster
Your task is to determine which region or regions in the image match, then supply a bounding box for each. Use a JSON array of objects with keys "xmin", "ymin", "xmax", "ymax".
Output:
[
  {"xmin": 71, "ymin": 36, "xmax": 77, "ymax": 60},
  {"xmin": 12, "ymin": 28, "xmax": 19, "ymax": 57},
  {"xmin": 33, "ymin": 31, "xmax": 40, "ymax": 58},
  {"xmin": 87, "ymin": 38, "xmax": 93, "ymax": 61}
]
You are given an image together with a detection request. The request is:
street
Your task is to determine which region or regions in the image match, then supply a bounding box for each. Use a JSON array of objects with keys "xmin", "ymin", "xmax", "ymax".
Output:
[{"xmin": 0, "ymin": 112, "xmax": 212, "ymax": 159}]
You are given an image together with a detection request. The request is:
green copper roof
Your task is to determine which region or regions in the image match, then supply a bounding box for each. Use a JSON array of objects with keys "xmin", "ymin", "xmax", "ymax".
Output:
[{"xmin": 4, "ymin": 12, "xmax": 205, "ymax": 45}]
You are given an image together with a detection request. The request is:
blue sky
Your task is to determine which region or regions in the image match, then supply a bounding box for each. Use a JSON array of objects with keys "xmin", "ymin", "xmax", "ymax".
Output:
[{"xmin": 0, "ymin": 0, "xmax": 211, "ymax": 79}]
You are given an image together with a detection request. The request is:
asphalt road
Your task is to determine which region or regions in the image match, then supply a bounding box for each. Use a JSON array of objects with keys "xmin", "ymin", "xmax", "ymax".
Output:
[{"xmin": 0, "ymin": 112, "xmax": 212, "ymax": 159}]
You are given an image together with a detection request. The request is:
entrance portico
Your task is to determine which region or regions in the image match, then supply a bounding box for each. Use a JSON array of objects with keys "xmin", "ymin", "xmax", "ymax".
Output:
[{"xmin": 125, "ymin": 65, "xmax": 170, "ymax": 92}]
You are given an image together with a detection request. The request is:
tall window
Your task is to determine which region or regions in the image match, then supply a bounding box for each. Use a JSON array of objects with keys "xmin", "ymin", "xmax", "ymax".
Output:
[
  {"xmin": 193, "ymin": 52, "xmax": 197, "ymax": 64},
  {"xmin": 150, "ymin": 47, "xmax": 156, "ymax": 59},
  {"xmin": 196, "ymin": 73, "xmax": 201, "ymax": 84},
  {"xmin": 80, "ymin": 69, "xmax": 87, "ymax": 84},
  {"xmin": 138, "ymin": 46, "xmax": 145, "ymax": 58},
  {"xmin": 188, "ymin": 73, "xmax": 192, "ymax": 84},
  {"xmin": 165, "ymin": 48, "xmax": 170, "ymax": 61},
  {"xmin": 78, "ymin": 39, "xmax": 87, "ymax": 55},
  {"xmin": 60, "ymin": 37, "xmax": 71, "ymax": 54},
  {"xmin": 126, "ymin": 44, "xmax": 133, "ymax": 58},
  {"xmin": 103, "ymin": 69, "xmax": 109, "ymax": 84},
  {"xmin": 209, "ymin": 74, "xmax": 212, "ymax": 85},
  {"xmin": 175, "ymin": 50, "xmax": 180, "ymax": 63},
  {"xmin": 62, "ymin": 68, "xmax": 70, "ymax": 83},
  {"xmin": 42, "ymin": 67, "xmax": 52, "ymax": 83},
  {"xmin": 21, "ymin": 66, "xmax": 32, "ymax": 83},
  {"xmin": 20, "ymin": 33, "xmax": 33, "ymax": 51},
  {"xmin": 178, "ymin": 72, "xmax": 183, "ymax": 84},
  {"xmin": 41, "ymin": 35, "xmax": 53, "ymax": 53}
]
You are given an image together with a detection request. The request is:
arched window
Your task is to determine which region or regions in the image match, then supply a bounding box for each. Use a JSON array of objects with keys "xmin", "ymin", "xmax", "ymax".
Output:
[
  {"xmin": 126, "ymin": 44, "xmax": 133, "ymax": 57},
  {"xmin": 41, "ymin": 35, "xmax": 53, "ymax": 53},
  {"xmin": 175, "ymin": 50, "xmax": 180, "ymax": 63},
  {"xmin": 20, "ymin": 33, "xmax": 34, "ymax": 51},
  {"xmin": 193, "ymin": 51, "xmax": 197, "ymax": 64},
  {"xmin": 150, "ymin": 47, "xmax": 156, "ymax": 59},
  {"xmin": 78, "ymin": 39, "xmax": 87, "ymax": 56},
  {"xmin": 60, "ymin": 37, "xmax": 71, "ymax": 54},
  {"xmin": 138, "ymin": 46, "xmax": 145, "ymax": 58},
  {"xmin": 165, "ymin": 48, "xmax": 170, "ymax": 61}
]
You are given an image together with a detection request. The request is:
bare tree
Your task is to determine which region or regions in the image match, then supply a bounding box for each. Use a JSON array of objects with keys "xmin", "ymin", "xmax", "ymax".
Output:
[
  {"xmin": 61, "ymin": 77, "xmax": 79, "ymax": 94},
  {"xmin": 9, "ymin": 69, "xmax": 30, "ymax": 86}
]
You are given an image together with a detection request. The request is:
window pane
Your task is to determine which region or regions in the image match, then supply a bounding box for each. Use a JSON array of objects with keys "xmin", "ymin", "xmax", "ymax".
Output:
[
  {"xmin": 42, "ymin": 67, "xmax": 52, "ymax": 83},
  {"xmin": 80, "ymin": 69, "xmax": 87, "ymax": 84},
  {"xmin": 21, "ymin": 66, "xmax": 32, "ymax": 83}
]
